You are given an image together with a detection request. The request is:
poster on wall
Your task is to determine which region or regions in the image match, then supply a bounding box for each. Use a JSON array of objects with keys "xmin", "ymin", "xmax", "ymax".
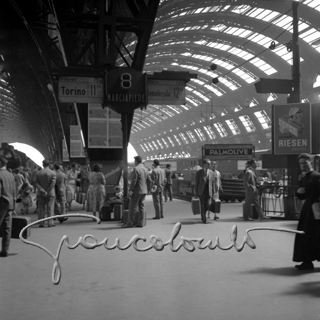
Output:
[
  {"xmin": 70, "ymin": 125, "xmax": 85, "ymax": 157},
  {"xmin": 273, "ymin": 103, "xmax": 311, "ymax": 155},
  {"xmin": 62, "ymin": 137, "xmax": 69, "ymax": 162},
  {"xmin": 88, "ymin": 103, "xmax": 122, "ymax": 148}
]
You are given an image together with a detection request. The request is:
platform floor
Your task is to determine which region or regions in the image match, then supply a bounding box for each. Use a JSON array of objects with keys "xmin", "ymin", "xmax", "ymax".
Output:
[{"xmin": 1, "ymin": 195, "xmax": 319, "ymax": 320}]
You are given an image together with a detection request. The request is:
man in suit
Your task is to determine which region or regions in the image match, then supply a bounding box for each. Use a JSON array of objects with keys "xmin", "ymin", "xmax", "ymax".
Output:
[
  {"xmin": 35, "ymin": 159, "xmax": 56, "ymax": 227},
  {"xmin": 54, "ymin": 163, "xmax": 68, "ymax": 224},
  {"xmin": 0, "ymin": 156, "xmax": 16, "ymax": 257},
  {"xmin": 208, "ymin": 161, "xmax": 223, "ymax": 220},
  {"xmin": 164, "ymin": 164, "xmax": 173, "ymax": 202},
  {"xmin": 151, "ymin": 159, "xmax": 167, "ymax": 219},
  {"xmin": 122, "ymin": 155, "xmax": 151, "ymax": 228},
  {"xmin": 195, "ymin": 158, "xmax": 215, "ymax": 224},
  {"xmin": 243, "ymin": 159, "xmax": 269, "ymax": 221}
]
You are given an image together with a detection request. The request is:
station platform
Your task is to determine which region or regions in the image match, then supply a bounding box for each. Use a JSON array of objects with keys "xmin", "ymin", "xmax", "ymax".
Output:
[{"xmin": 0, "ymin": 195, "xmax": 318, "ymax": 320}]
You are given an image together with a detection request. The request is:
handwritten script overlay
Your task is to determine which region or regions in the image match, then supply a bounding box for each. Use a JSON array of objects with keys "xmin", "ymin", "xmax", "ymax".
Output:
[{"xmin": 19, "ymin": 214, "xmax": 304, "ymax": 285}]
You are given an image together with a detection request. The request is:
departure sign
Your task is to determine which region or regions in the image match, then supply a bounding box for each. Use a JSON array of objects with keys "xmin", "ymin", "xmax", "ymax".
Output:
[
  {"xmin": 203, "ymin": 144, "xmax": 254, "ymax": 160},
  {"xmin": 147, "ymin": 79, "xmax": 185, "ymax": 105},
  {"xmin": 58, "ymin": 76, "xmax": 103, "ymax": 103}
]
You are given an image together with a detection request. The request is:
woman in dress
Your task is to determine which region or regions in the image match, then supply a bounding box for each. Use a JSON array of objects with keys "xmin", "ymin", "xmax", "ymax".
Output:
[
  {"xmin": 86, "ymin": 163, "xmax": 106, "ymax": 216},
  {"xmin": 79, "ymin": 164, "xmax": 91, "ymax": 209},
  {"xmin": 66, "ymin": 162, "xmax": 80, "ymax": 211}
]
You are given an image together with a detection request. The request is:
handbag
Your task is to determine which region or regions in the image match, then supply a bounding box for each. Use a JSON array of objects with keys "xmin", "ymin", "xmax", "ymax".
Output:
[{"xmin": 312, "ymin": 202, "xmax": 320, "ymax": 220}]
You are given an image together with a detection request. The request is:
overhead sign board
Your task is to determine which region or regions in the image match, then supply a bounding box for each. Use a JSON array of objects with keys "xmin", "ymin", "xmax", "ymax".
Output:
[
  {"xmin": 147, "ymin": 79, "xmax": 185, "ymax": 105},
  {"xmin": 58, "ymin": 76, "xmax": 103, "ymax": 103},
  {"xmin": 272, "ymin": 102, "xmax": 311, "ymax": 155},
  {"xmin": 105, "ymin": 68, "xmax": 147, "ymax": 113},
  {"xmin": 202, "ymin": 144, "xmax": 254, "ymax": 160}
]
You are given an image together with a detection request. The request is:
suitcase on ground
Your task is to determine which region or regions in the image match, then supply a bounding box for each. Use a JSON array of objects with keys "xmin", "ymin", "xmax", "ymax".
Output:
[
  {"xmin": 0, "ymin": 215, "xmax": 31, "ymax": 239},
  {"xmin": 210, "ymin": 199, "xmax": 221, "ymax": 213},
  {"xmin": 100, "ymin": 205, "xmax": 112, "ymax": 221},
  {"xmin": 75, "ymin": 192, "xmax": 86, "ymax": 204},
  {"xmin": 113, "ymin": 204, "xmax": 122, "ymax": 221},
  {"xmin": 191, "ymin": 197, "xmax": 201, "ymax": 215}
]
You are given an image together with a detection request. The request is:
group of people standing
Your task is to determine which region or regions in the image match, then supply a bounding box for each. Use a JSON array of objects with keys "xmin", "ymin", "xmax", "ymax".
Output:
[{"xmin": 122, "ymin": 156, "xmax": 174, "ymax": 228}]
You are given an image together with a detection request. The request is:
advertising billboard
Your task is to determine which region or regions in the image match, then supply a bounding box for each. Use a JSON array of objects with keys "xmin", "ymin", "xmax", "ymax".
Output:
[{"xmin": 272, "ymin": 103, "xmax": 311, "ymax": 154}]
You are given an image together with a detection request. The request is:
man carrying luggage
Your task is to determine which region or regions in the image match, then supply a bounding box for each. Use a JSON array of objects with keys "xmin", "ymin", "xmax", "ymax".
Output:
[
  {"xmin": 195, "ymin": 158, "xmax": 215, "ymax": 224},
  {"xmin": 0, "ymin": 155, "xmax": 16, "ymax": 257},
  {"xmin": 208, "ymin": 161, "xmax": 223, "ymax": 220}
]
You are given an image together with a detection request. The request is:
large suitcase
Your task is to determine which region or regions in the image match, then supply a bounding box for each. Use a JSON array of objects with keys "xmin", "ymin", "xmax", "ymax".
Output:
[
  {"xmin": 0, "ymin": 215, "xmax": 31, "ymax": 239},
  {"xmin": 75, "ymin": 192, "xmax": 86, "ymax": 204},
  {"xmin": 210, "ymin": 199, "xmax": 221, "ymax": 213},
  {"xmin": 191, "ymin": 197, "xmax": 201, "ymax": 215},
  {"xmin": 100, "ymin": 205, "xmax": 112, "ymax": 221},
  {"xmin": 113, "ymin": 204, "xmax": 122, "ymax": 221}
]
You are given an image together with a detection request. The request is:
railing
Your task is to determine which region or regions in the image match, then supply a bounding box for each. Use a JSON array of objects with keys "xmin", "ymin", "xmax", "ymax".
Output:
[{"xmin": 260, "ymin": 183, "xmax": 301, "ymax": 220}]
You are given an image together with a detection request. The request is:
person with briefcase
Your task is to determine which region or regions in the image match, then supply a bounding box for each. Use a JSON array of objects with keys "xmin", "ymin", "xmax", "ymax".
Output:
[
  {"xmin": 208, "ymin": 161, "xmax": 222, "ymax": 220},
  {"xmin": 195, "ymin": 158, "xmax": 215, "ymax": 224}
]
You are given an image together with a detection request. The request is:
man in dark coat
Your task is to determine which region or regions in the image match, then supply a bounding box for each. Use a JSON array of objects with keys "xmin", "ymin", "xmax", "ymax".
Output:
[
  {"xmin": 195, "ymin": 158, "xmax": 215, "ymax": 224},
  {"xmin": 164, "ymin": 164, "xmax": 173, "ymax": 202},
  {"xmin": 293, "ymin": 153, "xmax": 320, "ymax": 270},
  {"xmin": 0, "ymin": 156, "xmax": 16, "ymax": 257},
  {"xmin": 151, "ymin": 159, "xmax": 166, "ymax": 219}
]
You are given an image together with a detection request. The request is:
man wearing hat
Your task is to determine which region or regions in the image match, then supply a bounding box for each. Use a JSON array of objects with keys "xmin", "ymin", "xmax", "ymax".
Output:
[
  {"xmin": 150, "ymin": 159, "xmax": 167, "ymax": 219},
  {"xmin": 122, "ymin": 155, "xmax": 151, "ymax": 228}
]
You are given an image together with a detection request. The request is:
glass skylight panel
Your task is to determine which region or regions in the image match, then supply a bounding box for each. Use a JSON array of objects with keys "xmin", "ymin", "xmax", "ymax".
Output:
[
  {"xmin": 157, "ymin": 139, "xmax": 164, "ymax": 149},
  {"xmin": 161, "ymin": 138, "xmax": 168, "ymax": 148},
  {"xmin": 148, "ymin": 142, "xmax": 154, "ymax": 151},
  {"xmin": 167, "ymin": 136, "xmax": 175, "ymax": 147},
  {"xmin": 254, "ymin": 111, "xmax": 271, "ymax": 129},
  {"xmin": 186, "ymin": 96, "xmax": 199, "ymax": 106},
  {"xmin": 225, "ymin": 119, "xmax": 241, "ymax": 135},
  {"xmin": 218, "ymin": 77, "xmax": 239, "ymax": 91},
  {"xmin": 232, "ymin": 68, "xmax": 257, "ymax": 83},
  {"xmin": 173, "ymin": 135, "xmax": 182, "ymax": 146},
  {"xmin": 179, "ymin": 132, "xmax": 189, "ymax": 144},
  {"xmin": 194, "ymin": 128, "xmax": 206, "ymax": 141},
  {"xmin": 152, "ymin": 141, "xmax": 159, "ymax": 150},
  {"xmin": 300, "ymin": 28, "xmax": 320, "ymax": 43},
  {"xmin": 204, "ymin": 85, "xmax": 224, "ymax": 96},
  {"xmin": 214, "ymin": 123, "xmax": 228, "ymax": 137},
  {"xmin": 186, "ymin": 130, "xmax": 197, "ymax": 143},
  {"xmin": 203, "ymin": 125, "xmax": 216, "ymax": 139},
  {"xmin": 140, "ymin": 144, "xmax": 146, "ymax": 152},
  {"xmin": 212, "ymin": 58, "xmax": 234, "ymax": 70},
  {"xmin": 239, "ymin": 115, "xmax": 256, "ymax": 132},
  {"xmin": 144, "ymin": 143, "xmax": 150, "ymax": 151}
]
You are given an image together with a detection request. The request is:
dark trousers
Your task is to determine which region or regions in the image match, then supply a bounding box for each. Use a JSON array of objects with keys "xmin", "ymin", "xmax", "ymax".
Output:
[
  {"xmin": 199, "ymin": 185, "xmax": 210, "ymax": 223},
  {"xmin": 37, "ymin": 196, "xmax": 55, "ymax": 226},
  {"xmin": 164, "ymin": 183, "xmax": 173, "ymax": 201},
  {"xmin": 127, "ymin": 193, "xmax": 146, "ymax": 227},
  {"xmin": 152, "ymin": 190, "xmax": 164, "ymax": 219},
  {"xmin": 243, "ymin": 189, "xmax": 263, "ymax": 220},
  {"xmin": 0, "ymin": 199, "xmax": 12, "ymax": 253}
]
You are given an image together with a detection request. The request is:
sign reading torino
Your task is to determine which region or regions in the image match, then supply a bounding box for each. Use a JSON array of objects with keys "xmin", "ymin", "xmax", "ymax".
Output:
[
  {"xmin": 58, "ymin": 76, "xmax": 104, "ymax": 103},
  {"xmin": 203, "ymin": 144, "xmax": 254, "ymax": 160}
]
